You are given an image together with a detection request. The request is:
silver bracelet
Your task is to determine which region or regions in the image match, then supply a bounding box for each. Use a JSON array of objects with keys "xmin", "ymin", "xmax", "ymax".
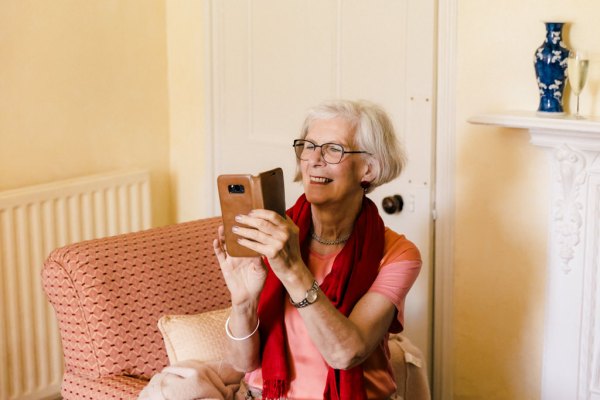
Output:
[{"xmin": 225, "ymin": 316, "xmax": 260, "ymax": 341}]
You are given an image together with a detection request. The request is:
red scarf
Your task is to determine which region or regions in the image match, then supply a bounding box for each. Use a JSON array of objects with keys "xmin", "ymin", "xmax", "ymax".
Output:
[{"xmin": 257, "ymin": 194, "xmax": 385, "ymax": 400}]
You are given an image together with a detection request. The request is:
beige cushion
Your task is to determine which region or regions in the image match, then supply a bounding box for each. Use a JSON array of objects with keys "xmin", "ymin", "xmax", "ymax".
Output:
[
  {"xmin": 158, "ymin": 307, "xmax": 231, "ymax": 365},
  {"xmin": 388, "ymin": 333, "xmax": 431, "ymax": 400}
]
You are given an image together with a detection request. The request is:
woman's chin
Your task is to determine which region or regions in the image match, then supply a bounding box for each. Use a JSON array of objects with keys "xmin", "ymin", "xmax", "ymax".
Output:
[
  {"xmin": 304, "ymin": 192, "xmax": 324, "ymax": 205},
  {"xmin": 303, "ymin": 188, "xmax": 330, "ymax": 205}
]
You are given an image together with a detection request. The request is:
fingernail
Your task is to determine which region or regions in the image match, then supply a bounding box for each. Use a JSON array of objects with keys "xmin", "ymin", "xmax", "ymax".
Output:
[
  {"xmin": 235, "ymin": 215, "xmax": 242, "ymax": 222},
  {"xmin": 232, "ymin": 226, "xmax": 239, "ymax": 233}
]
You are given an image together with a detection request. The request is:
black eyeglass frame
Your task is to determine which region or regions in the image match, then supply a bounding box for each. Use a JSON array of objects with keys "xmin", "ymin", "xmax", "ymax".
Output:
[{"xmin": 292, "ymin": 139, "xmax": 371, "ymax": 164}]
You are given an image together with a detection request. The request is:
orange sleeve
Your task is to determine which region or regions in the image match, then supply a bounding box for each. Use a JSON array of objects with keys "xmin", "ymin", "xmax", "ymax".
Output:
[{"xmin": 380, "ymin": 227, "xmax": 422, "ymax": 268}]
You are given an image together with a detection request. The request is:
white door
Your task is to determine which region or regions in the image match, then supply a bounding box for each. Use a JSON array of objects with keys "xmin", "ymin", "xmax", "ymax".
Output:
[{"xmin": 206, "ymin": 0, "xmax": 436, "ymax": 381}]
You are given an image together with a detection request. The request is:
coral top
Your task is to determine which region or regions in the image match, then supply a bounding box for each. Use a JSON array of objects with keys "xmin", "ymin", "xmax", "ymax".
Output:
[{"xmin": 246, "ymin": 227, "xmax": 422, "ymax": 399}]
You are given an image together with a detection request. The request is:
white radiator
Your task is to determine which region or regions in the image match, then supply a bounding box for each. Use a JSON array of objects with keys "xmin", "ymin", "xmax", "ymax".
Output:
[{"xmin": 0, "ymin": 169, "xmax": 151, "ymax": 400}]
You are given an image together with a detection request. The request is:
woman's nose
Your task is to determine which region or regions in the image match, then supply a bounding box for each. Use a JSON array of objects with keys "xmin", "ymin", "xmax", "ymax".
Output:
[{"xmin": 306, "ymin": 147, "xmax": 326, "ymax": 163}]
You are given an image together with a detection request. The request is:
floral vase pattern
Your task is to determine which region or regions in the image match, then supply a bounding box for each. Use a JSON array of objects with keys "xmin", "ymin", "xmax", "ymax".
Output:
[{"xmin": 534, "ymin": 22, "xmax": 570, "ymax": 113}]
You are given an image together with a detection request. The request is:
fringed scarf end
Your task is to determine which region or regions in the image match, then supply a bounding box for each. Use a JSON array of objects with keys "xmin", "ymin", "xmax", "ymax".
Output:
[{"xmin": 262, "ymin": 378, "xmax": 288, "ymax": 400}]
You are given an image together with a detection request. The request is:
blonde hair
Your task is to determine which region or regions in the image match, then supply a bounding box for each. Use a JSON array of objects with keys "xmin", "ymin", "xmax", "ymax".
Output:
[{"xmin": 293, "ymin": 99, "xmax": 406, "ymax": 193}]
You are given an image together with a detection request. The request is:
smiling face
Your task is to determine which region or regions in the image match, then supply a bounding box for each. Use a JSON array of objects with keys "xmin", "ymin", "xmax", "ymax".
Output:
[{"xmin": 300, "ymin": 117, "xmax": 374, "ymax": 208}]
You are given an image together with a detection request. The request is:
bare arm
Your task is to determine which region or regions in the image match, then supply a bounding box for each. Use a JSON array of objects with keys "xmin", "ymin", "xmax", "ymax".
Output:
[
  {"xmin": 293, "ymin": 281, "xmax": 396, "ymax": 369},
  {"xmin": 224, "ymin": 300, "xmax": 262, "ymax": 372},
  {"xmin": 234, "ymin": 210, "xmax": 397, "ymax": 369},
  {"xmin": 213, "ymin": 226, "xmax": 264, "ymax": 372}
]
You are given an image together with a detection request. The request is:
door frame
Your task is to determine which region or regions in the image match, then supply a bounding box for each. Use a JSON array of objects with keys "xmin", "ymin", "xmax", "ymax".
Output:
[
  {"xmin": 201, "ymin": 1, "xmax": 458, "ymax": 398},
  {"xmin": 432, "ymin": 0, "xmax": 457, "ymax": 398}
]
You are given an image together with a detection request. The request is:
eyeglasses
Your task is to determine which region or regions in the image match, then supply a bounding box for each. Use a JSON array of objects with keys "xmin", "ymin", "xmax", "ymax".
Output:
[{"xmin": 292, "ymin": 139, "xmax": 371, "ymax": 164}]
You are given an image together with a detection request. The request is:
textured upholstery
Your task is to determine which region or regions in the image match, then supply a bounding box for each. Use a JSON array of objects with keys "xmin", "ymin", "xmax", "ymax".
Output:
[
  {"xmin": 62, "ymin": 373, "xmax": 149, "ymax": 399},
  {"xmin": 42, "ymin": 217, "xmax": 229, "ymax": 399},
  {"xmin": 158, "ymin": 307, "xmax": 231, "ymax": 365}
]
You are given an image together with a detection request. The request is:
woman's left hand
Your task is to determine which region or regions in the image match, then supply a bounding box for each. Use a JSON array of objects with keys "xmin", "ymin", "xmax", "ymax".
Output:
[{"xmin": 233, "ymin": 209, "xmax": 304, "ymax": 278}]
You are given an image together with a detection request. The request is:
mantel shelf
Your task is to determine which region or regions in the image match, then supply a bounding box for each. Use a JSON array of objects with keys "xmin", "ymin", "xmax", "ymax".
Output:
[{"xmin": 468, "ymin": 110, "xmax": 600, "ymax": 136}]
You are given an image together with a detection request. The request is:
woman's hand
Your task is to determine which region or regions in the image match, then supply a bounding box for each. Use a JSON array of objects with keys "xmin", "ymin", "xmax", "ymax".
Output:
[
  {"xmin": 232, "ymin": 209, "xmax": 304, "ymax": 280},
  {"xmin": 213, "ymin": 225, "xmax": 267, "ymax": 307}
]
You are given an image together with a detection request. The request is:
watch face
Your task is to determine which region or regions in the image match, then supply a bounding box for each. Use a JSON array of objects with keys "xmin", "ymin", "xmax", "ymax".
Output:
[{"xmin": 306, "ymin": 289, "xmax": 318, "ymax": 303}]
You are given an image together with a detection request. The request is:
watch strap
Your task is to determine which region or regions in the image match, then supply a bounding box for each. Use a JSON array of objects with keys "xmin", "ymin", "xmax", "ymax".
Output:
[{"xmin": 289, "ymin": 280, "xmax": 319, "ymax": 308}]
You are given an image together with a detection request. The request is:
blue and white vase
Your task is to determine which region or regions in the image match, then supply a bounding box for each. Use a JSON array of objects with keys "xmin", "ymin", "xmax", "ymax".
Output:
[
  {"xmin": 533, "ymin": 22, "xmax": 569, "ymax": 114},
  {"xmin": 534, "ymin": 22, "xmax": 570, "ymax": 114}
]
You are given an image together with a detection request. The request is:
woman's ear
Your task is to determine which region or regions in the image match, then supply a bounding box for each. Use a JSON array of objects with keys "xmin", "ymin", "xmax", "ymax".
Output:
[{"xmin": 361, "ymin": 159, "xmax": 377, "ymax": 183}]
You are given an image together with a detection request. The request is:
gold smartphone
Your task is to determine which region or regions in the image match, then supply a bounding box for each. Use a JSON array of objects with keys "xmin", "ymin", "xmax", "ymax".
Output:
[{"xmin": 217, "ymin": 168, "xmax": 286, "ymax": 257}]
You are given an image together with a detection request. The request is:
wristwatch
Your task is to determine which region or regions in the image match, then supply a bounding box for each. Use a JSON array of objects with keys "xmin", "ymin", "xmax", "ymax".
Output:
[{"xmin": 290, "ymin": 280, "xmax": 320, "ymax": 308}]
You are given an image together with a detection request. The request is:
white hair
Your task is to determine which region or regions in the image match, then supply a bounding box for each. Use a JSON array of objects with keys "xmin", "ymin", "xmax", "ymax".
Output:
[{"xmin": 293, "ymin": 99, "xmax": 406, "ymax": 193}]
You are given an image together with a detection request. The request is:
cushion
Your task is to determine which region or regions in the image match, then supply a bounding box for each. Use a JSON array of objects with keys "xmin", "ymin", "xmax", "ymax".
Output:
[
  {"xmin": 158, "ymin": 307, "xmax": 231, "ymax": 365},
  {"xmin": 388, "ymin": 333, "xmax": 431, "ymax": 400}
]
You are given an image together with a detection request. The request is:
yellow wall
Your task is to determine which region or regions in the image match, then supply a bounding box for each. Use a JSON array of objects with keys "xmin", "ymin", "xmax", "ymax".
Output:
[
  {"xmin": 0, "ymin": 0, "xmax": 173, "ymax": 227},
  {"xmin": 456, "ymin": 1, "xmax": 600, "ymax": 398},
  {"xmin": 166, "ymin": 0, "xmax": 209, "ymax": 222}
]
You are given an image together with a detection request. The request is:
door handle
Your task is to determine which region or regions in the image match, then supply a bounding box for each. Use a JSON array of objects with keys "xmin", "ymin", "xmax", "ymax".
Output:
[{"xmin": 382, "ymin": 195, "xmax": 404, "ymax": 214}]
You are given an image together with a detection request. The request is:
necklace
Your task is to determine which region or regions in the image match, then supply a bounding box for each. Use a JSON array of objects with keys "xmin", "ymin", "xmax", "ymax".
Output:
[{"xmin": 311, "ymin": 231, "xmax": 351, "ymax": 245}]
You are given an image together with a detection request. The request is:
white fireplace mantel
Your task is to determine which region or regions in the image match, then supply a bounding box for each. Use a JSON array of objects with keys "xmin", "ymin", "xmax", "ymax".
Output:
[{"xmin": 469, "ymin": 111, "xmax": 600, "ymax": 400}]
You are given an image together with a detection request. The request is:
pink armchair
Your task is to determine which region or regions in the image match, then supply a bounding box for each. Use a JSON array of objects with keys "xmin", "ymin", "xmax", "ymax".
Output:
[
  {"xmin": 42, "ymin": 217, "xmax": 429, "ymax": 399},
  {"xmin": 42, "ymin": 218, "xmax": 227, "ymax": 399}
]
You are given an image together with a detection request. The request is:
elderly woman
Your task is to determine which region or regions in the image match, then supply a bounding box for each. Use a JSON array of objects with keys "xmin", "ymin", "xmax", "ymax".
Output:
[{"xmin": 213, "ymin": 99, "xmax": 422, "ymax": 400}]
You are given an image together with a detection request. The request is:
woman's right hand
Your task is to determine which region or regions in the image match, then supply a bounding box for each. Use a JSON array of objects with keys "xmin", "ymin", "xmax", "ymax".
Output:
[{"xmin": 213, "ymin": 225, "xmax": 267, "ymax": 307}]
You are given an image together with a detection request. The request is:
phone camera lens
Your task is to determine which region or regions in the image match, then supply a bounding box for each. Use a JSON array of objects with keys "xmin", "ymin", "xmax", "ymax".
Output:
[{"xmin": 228, "ymin": 184, "xmax": 245, "ymax": 194}]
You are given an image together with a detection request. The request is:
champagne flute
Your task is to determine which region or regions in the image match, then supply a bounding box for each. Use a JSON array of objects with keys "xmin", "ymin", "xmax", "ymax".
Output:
[{"xmin": 567, "ymin": 50, "xmax": 589, "ymax": 118}]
